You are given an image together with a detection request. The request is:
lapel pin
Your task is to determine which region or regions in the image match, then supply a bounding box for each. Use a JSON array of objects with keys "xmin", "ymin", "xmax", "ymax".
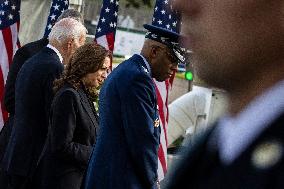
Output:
[
  {"xmin": 154, "ymin": 118, "xmax": 160, "ymax": 128},
  {"xmin": 142, "ymin": 66, "xmax": 149, "ymax": 74}
]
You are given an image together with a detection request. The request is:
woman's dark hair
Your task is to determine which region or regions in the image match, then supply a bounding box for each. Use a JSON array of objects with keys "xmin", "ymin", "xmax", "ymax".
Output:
[{"xmin": 53, "ymin": 43, "xmax": 111, "ymax": 100}]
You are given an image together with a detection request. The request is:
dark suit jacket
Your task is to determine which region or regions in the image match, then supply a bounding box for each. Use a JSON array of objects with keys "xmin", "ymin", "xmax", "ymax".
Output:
[
  {"xmin": 4, "ymin": 38, "xmax": 49, "ymax": 114},
  {"xmin": 3, "ymin": 47, "xmax": 64, "ymax": 178},
  {"xmin": 0, "ymin": 38, "xmax": 48, "ymax": 161},
  {"xmin": 41, "ymin": 84, "xmax": 99, "ymax": 189},
  {"xmin": 0, "ymin": 37, "xmax": 48, "ymax": 189},
  {"xmin": 163, "ymin": 112, "xmax": 284, "ymax": 189},
  {"xmin": 84, "ymin": 54, "xmax": 161, "ymax": 189}
]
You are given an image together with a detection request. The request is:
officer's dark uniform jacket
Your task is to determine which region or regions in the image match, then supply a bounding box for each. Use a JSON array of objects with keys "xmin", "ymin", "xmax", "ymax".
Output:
[
  {"xmin": 163, "ymin": 114, "xmax": 284, "ymax": 189},
  {"xmin": 84, "ymin": 54, "xmax": 161, "ymax": 189}
]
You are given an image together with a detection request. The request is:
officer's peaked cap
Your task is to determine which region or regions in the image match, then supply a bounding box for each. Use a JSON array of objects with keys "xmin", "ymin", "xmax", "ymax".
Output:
[{"xmin": 143, "ymin": 24, "xmax": 186, "ymax": 64}]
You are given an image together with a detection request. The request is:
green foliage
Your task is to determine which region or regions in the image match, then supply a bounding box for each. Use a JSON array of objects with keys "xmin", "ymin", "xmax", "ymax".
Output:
[
  {"xmin": 113, "ymin": 57, "xmax": 126, "ymax": 64},
  {"xmin": 175, "ymin": 72, "xmax": 186, "ymax": 79},
  {"xmin": 168, "ymin": 136, "xmax": 184, "ymax": 154}
]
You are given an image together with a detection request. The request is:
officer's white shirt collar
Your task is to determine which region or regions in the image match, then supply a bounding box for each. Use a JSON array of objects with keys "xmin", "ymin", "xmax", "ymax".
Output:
[
  {"xmin": 217, "ymin": 79, "xmax": 284, "ymax": 165},
  {"xmin": 137, "ymin": 54, "xmax": 151, "ymax": 76},
  {"xmin": 47, "ymin": 44, "xmax": 63, "ymax": 64}
]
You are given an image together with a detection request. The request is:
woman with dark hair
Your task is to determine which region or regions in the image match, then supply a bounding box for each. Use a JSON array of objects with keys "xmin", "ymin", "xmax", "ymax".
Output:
[{"xmin": 40, "ymin": 43, "xmax": 111, "ymax": 189}]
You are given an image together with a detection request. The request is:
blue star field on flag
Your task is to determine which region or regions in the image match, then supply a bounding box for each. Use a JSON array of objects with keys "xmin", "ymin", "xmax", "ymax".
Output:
[
  {"xmin": 95, "ymin": 0, "xmax": 119, "ymax": 46},
  {"xmin": 151, "ymin": 0, "xmax": 180, "ymax": 33},
  {"xmin": 0, "ymin": 0, "xmax": 20, "ymax": 30},
  {"xmin": 44, "ymin": 0, "xmax": 69, "ymax": 38}
]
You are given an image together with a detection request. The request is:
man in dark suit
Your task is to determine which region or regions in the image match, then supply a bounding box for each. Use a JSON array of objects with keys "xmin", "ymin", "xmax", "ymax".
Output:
[
  {"xmin": 0, "ymin": 9, "xmax": 84, "ymax": 188},
  {"xmin": 3, "ymin": 9, "xmax": 83, "ymax": 119},
  {"xmin": 2, "ymin": 18, "xmax": 87, "ymax": 189},
  {"xmin": 83, "ymin": 24, "xmax": 186, "ymax": 189},
  {"xmin": 163, "ymin": 0, "xmax": 284, "ymax": 188}
]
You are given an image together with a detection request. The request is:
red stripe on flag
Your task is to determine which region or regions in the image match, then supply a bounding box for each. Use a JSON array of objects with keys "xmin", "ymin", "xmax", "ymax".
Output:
[
  {"xmin": 95, "ymin": 35, "xmax": 114, "ymax": 71},
  {"xmin": 158, "ymin": 144, "xmax": 167, "ymax": 174},
  {"xmin": 155, "ymin": 84, "xmax": 168, "ymax": 145},
  {"xmin": 106, "ymin": 33, "xmax": 114, "ymax": 71},
  {"xmin": 165, "ymin": 80, "xmax": 169, "ymax": 145},
  {"xmin": 164, "ymin": 78, "xmax": 174, "ymax": 144},
  {"xmin": 106, "ymin": 33, "xmax": 115, "ymax": 52},
  {"xmin": 2, "ymin": 27, "xmax": 13, "ymax": 65},
  {"xmin": 0, "ymin": 67, "xmax": 8, "ymax": 123}
]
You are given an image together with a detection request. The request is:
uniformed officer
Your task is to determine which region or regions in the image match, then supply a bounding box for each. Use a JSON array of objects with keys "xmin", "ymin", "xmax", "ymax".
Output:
[
  {"xmin": 163, "ymin": 0, "xmax": 284, "ymax": 188},
  {"xmin": 83, "ymin": 24, "xmax": 185, "ymax": 189}
]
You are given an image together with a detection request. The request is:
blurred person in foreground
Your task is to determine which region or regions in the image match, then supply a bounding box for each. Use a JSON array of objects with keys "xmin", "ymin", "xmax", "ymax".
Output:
[
  {"xmin": 0, "ymin": 9, "xmax": 84, "ymax": 187},
  {"xmin": 163, "ymin": 0, "xmax": 284, "ymax": 188},
  {"xmin": 3, "ymin": 18, "xmax": 87, "ymax": 189},
  {"xmin": 40, "ymin": 43, "xmax": 110, "ymax": 189},
  {"xmin": 83, "ymin": 24, "xmax": 186, "ymax": 189}
]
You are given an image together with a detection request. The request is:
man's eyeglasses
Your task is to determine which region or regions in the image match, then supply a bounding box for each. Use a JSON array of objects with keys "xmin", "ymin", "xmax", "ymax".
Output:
[{"xmin": 153, "ymin": 45, "xmax": 179, "ymax": 65}]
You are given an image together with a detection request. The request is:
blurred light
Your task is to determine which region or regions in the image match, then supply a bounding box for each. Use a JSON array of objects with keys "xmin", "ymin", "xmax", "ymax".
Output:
[{"xmin": 185, "ymin": 71, "xmax": 193, "ymax": 81}]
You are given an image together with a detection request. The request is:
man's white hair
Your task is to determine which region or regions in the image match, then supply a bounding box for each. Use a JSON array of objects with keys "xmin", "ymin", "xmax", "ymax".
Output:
[{"xmin": 49, "ymin": 17, "xmax": 87, "ymax": 45}]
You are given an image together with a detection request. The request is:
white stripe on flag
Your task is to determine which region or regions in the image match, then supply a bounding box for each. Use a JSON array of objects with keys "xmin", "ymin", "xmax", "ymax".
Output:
[
  {"xmin": 11, "ymin": 23, "xmax": 19, "ymax": 58},
  {"xmin": 96, "ymin": 35, "xmax": 109, "ymax": 50},
  {"xmin": 157, "ymin": 156, "xmax": 164, "ymax": 181},
  {"xmin": 155, "ymin": 80, "xmax": 168, "ymax": 104},
  {"xmin": 159, "ymin": 120, "xmax": 167, "ymax": 160},
  {"xmin": 0, "ymin": 31, "xmax": 10, "ymax": 84},
  {"xmin": 0, "ymin": 31, "xmax": 5, "ymax": 129},
  {"xmin": 158, "ymin": 118, "xmax": 167, "ymax": 180},
  {"xmin": 154, "ymin": 79, "xmax": 169, "ymax": 181}
]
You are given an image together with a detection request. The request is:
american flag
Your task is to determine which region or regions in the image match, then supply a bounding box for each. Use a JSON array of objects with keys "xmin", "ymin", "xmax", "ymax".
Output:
[
  {"xmin": 0, "ymin": 0, "xmax": 20, "ymax": 130},
  {"xmin": 95, "ymin": 0, "xmax": 119, "ymax": 63},
  {"xmin": 151, "ymin": 0, "xmax": 181, "ymax": 181},
  {"xmin": 44, "ymin": 0, "xmax": 69, "ymax": 38}
]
